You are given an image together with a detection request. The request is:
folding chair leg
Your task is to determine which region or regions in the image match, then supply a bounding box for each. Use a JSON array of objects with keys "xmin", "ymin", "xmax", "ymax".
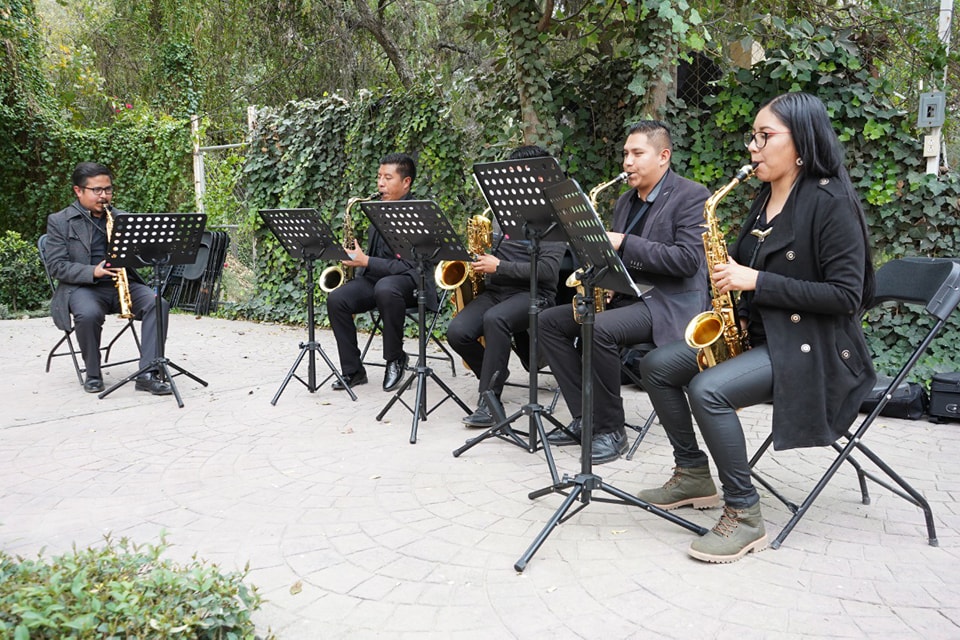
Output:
[
  {"xmin": 625, "ymin": 410, "xmax": 656, "ymax": 461},
  {"xmin": 103, "ymin": 319, "xmax": 139, "ymax": 363},
  {"xmin": 47, "ymin": 331, "xmax": 84, "ymax": 385}
]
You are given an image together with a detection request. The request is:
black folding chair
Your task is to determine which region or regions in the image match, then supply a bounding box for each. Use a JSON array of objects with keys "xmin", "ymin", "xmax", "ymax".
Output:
[
  {"xmin": 37, "ymin": 234, "xmax": 141, "ymax": 384},
  {"xmin": 360, "ymin": 288, "xmax": 457, "ymax": 376},
  {"xmin": 749, "ymin": 257, "xmax": 960, "ymax": 549},
  {"xmin": 619, "ymin": 342, "xmax": 658, "ymax": 461}
]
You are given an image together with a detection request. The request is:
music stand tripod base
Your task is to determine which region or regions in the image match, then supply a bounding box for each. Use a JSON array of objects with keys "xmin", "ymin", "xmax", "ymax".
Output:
[
  {"xmin": 361, "ymin": 199, "xmax": 473, "ymax": 443},
  {"xmin": 259, "ymin": 208, "xmax": 358, "ymax": 405}
]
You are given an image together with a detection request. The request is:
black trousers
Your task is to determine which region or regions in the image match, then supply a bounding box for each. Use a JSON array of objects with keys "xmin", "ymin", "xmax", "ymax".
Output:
[
  {"xmin": 446, "ymin": 288, "xmax": 533, "ymax": 401},
  {"xmin": 538, "ymin": 298, "xmax": 653, "ymax": 434},
  {"xmin": 637, "ymin": 340, "xmax": 773, "ymax": 509},
  {"xmin": 69, "ymin": 281, "xmax": 168, "ymax": 379},
  {"xmin": 326, "ymin": 274, "xmax": 416, "ymax": 375}
]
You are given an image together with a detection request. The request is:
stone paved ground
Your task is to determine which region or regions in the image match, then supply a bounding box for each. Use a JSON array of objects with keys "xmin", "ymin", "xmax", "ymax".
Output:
[{"xmin": 1, "ymin": 315, "xmax": 958, "ymax": 639}]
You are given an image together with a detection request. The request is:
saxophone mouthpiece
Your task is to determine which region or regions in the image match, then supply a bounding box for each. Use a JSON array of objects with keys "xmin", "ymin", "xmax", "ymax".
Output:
[
  {"xmin": 616, "ymin": 171, "xmax": 630, "ymax": 182},
  {"xmin": 735, "ymin": 163, "xmax": 758, "ymax": 181}
]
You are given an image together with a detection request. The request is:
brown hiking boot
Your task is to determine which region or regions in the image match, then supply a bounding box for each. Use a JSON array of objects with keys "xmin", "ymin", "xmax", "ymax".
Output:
[
  {"xmin": 636, "ymin": 465, "xmax": 721, "ymax": 510},
  {"xmin": 688, "ymin": 502, "xmax": 768, "ymax": 563}
]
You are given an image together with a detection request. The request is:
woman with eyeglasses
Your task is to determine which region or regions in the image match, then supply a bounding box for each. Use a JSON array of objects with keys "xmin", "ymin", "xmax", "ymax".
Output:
[{"xmin": 633, "ymin": 92, "xmax": 877, "ymax": 562}]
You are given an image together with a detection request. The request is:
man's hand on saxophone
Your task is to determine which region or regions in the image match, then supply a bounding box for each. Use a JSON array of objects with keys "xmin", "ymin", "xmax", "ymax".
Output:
[
  {"xmin": 93, "ymin": 260, "xmax": 121, "ymax": 279},
  {"xmin": 470, "ymin": 253, "xmax": 500, "ymax": 274},
  {"xmin": 711, "ymin": 257, "xmax": 759, "ymax": 296},
  {"xmin": 341, "ymin": 239, "xmax": 369, "ymax": 269}
]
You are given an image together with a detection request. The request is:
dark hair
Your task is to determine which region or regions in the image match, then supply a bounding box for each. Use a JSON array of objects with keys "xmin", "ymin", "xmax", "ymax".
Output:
[
  {"xmin": 379, "ymin": 153, "xmax": 416, "ymax": 185},
  {"xmin": 72, "ymin": 162, "xmax": 112, "ymax": 188},
  {"xmin": 627, "ymin": 120, "xmax": 673, "ymax": 153},
  {"xmin": 507, "ymin": 145, "xmax": 551, "ymax": 160},
  {"xmin": 762, "ymin": 92, "xmax": 874, "ymax": 309}
]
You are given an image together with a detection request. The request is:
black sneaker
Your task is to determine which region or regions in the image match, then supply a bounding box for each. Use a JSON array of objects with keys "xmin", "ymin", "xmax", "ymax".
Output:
[
  {"xmin": 546, "ymin": 417, "xmax": 582, "ymax": 446},
  {"xmin": 135, "ymin": 374, "xmax": 172, "ymax": 396},
  {"xmin": 463, "ymin": 403, "xmax": 495, "ymax": 428},
  {"xmin": 590, "ymin": 428, "xmax": 628, "ymax": 465}
]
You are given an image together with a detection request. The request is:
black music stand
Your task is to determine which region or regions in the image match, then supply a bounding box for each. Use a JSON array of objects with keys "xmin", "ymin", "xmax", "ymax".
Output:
[
  {"xmin": 360, "ymin": 199, "xmax": 473, "ymax": 443},
  {"xmin": 452, "ymin": 157, "xmax": 569, "ymax": 484},
  {"xmin": 513, "ymin": 179, "xmax": 708, "ymax": 572},
  {"xmin": 259, "ymin": 208, "xmax": 358, "ymax": 404},
  {"xmin": 98, "ymin": 213, "xmax": 209, "ymax": 408}
]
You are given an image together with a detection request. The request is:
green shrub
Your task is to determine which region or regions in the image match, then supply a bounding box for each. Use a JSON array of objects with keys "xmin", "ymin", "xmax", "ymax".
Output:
[
  {"xmin": 0, "ymin": 536, "xmax": 272, "ymax": 639},
  {"xmin": 0, "ymin": 231, "xmax": 47, "ymax": 314}
]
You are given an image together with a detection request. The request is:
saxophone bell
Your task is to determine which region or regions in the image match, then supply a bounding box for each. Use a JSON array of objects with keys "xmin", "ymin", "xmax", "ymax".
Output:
[
  {"xmin": 683, "ymin": 163, "xmax": 756, "ymax": 370},
  {"xmin": 320, "ymin": 191, "xmax": 379, "ymax": 293}
]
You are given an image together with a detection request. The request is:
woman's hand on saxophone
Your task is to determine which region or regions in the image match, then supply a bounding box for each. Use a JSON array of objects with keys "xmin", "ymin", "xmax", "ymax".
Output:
[
  {"xmin": 712, "ymin": 257, "xmax": 758, "ymax": 295},
  {"xmin": 342, "ymin": 240, "xmax": 369, "ymax": 268},
  {"xmin": 471, "ymin": 253, "xmax": 500, "ymax": 274}
]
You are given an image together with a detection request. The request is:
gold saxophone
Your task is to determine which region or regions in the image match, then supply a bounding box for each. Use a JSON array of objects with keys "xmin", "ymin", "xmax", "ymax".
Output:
[
  {"xmin": 320, "ymin": 191, "xmax": 380, "ymax": 292},
  {"xmin": 103, "ymin": 204, "xmax": 134, "ymax": 319},
  {"xmin": 435, "ymin": 208, "xmax": 492, "ymax": 316},
  {"xmin": 567, "ymin": 171, "xmax": 629, "ymax": 323},
  {"xmin": 683, "ymin": 163, "xmax": 756, "ymax": 370}
]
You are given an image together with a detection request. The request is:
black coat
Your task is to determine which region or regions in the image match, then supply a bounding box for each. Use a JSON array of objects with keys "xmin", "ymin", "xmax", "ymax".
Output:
[
  {"xmin": 45, "ymin": 202, "xmax": 146, "ymax": 332},
  {"xmin": 737, "ymin": 176, "xmax": 876, "ymax": 450}
]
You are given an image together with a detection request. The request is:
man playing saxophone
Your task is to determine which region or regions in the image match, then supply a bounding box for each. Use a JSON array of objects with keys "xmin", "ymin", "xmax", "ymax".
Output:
[
  {"xmin": 447, "ymin": 146, "xmax": 567, "ymax": 427},
  {"xmin": 45, "ymin": 162, "xmax": 172, "ymax": 395},
  {"xmin": 327, "ymin": 153, "xmax": 436, "ymax": 392},
  {"xmin": 538, "ymin": 121, "xmax": 710, "ymax": 464}
]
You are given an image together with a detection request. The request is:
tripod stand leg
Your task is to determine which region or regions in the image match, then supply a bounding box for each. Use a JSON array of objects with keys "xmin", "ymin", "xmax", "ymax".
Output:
[
  {"xmin": 514, "ymin": 481, "xmax": 584, "ymax": 572},
  {"xmin": 272, "ymin": 346, "xmax": 309, "ymax": 405},
  {"xmin": 157, "ymin": 361, "xmax": 184, "ymax": 408}
]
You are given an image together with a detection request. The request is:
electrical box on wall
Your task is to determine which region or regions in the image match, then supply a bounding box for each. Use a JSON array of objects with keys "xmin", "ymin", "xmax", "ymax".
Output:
[{"xmin": 918, "ymin": 92, "xmax": 946, "ymax": 128}]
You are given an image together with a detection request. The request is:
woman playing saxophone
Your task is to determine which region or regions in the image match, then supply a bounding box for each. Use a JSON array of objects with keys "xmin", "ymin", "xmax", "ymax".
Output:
[{"xmin": 635, "ymin": 93, "xmax": 877, "ymax": 564}]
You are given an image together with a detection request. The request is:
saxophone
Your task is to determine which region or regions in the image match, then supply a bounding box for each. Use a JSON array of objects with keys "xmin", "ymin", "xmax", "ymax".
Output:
[
  {"xmin": 435, "ymin": 209, "xmax": 492, "ymax": 316},
  {"xmin": 320, "ymin": 191, "xmax": 380, "ymax": 292},
  {"xmin": 567, "ymin": 172, "xmax": 629, "ymax": 323},
  {"xmin": 104, "ymin": 204, "xmax": 134, "ymax": 319},
  {"xmin": 683, "ymin": 163, "xmax": 756, "ymax": 370}
]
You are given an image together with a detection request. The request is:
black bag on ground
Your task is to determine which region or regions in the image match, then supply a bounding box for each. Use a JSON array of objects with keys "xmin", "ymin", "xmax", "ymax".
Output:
[
  {"xmin": 929, "ymin": 372, "xmax": 960, "ymax": 421},
  {"xmin": 859, "ymin": 376, "xmax": 928, "ymax": 420}
]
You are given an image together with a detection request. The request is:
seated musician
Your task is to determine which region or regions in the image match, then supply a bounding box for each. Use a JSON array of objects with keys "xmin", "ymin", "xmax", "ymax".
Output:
[
  {"xmin": 45, "ymin": 162, "xmax": 172, "ymax": 395},
  {"xmin": 538, "ymin": 121, "xmax": 711, "ymax": 464},
  {"xmin": 447, "ymin": 146, "xmax": 567, "ymax": 427},
  {"xmin": 327, "ymin": 153, "xmax": 437, "ymax": 393}
]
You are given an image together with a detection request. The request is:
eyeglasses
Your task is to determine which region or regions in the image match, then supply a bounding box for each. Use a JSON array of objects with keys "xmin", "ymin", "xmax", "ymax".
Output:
[
  {"xmin": 743, "ymin": 131, "xmax": 791, "ymax": 149},
  {"xmin": 80, "ymin": 186, "xmax": 114, "ymax": 195}
]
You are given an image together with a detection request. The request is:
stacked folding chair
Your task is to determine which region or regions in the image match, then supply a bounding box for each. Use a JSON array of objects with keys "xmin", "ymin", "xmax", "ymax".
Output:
[{"xmin": 165, "ymin": 230, "xmax": 230, "ymax": 315}]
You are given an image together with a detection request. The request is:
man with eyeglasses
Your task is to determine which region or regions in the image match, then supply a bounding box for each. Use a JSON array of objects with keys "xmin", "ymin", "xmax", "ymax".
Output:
[{"xmin": 44, "ymin": 162, "xmax": 172, "ymax": 395}]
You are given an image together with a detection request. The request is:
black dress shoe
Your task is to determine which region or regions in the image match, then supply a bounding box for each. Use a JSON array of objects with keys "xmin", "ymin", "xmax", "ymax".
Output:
[
  {"xmin": 383, "ymin": 354, "xmax": 408, "ymax": 391},
  {"xmin": 332, "ymin": 369, "xmax": 368, "ymax": 391},
  {"xmin": 135, "ymin": 374, "xmax": 173, "ymax": 396},
  {"xmin": 83, "ymin": 377, "xmax": 104, "ymax": 393},
  {"xmin": 463, "ymin": 403, "xmax": 495, "ymax": 428},
  {"xmin": 590, "ymin": 428, "xmax": 628, "ymax": 465},
  {"xmin": 546, "ymin": 417, "xmax": 582, "ymax": 446}
]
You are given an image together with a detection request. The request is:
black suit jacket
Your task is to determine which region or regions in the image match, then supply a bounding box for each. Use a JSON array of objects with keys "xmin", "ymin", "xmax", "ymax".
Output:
[{"xmin": 611, "ymin": 169, "xmax": 711, "ymax": 346}]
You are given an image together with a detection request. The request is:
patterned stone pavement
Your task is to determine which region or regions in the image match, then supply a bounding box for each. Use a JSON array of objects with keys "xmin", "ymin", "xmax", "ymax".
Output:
[{"xmin": 1, "ymin": 315, "xmax": 958, "ymax": 639}]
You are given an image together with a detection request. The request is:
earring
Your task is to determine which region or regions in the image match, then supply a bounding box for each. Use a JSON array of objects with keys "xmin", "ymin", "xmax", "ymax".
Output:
[{"xmin": 796, "ymin": 158, "xmax": 804, "ymax": 166}]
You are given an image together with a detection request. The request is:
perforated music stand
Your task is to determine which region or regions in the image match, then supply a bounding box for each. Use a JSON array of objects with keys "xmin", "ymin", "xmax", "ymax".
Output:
[
  {"xmin": 513, "ymin": 179, "xmax": 707, "ymax": 572},
  {"xmin": 359, "ymin": 199, "xmax": 473, "ymax": 443},
  {"xmin": 98, "ymin": 213, "xmax": 209, "ymax": 408},
  {"xmin": 260, "ymin": 208, "xmax": 357, "ymax": 404},
  {"xmin": 452, "ymin": 157, "xmax": 570, "ymax": 483}
]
